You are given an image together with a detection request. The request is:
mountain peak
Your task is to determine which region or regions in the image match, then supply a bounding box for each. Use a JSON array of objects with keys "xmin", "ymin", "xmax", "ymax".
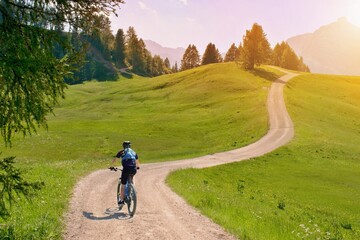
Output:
[
  {"xmin": 337, "ymin": 16, "xmax": 348, "ymax": 23},
  {"xmin": 287, "ymin": 19, "xmax": 360, "ymax": 76},
  {"xmin": 144, "ymin": 40, "xmax": 185, "ymax": 66}
]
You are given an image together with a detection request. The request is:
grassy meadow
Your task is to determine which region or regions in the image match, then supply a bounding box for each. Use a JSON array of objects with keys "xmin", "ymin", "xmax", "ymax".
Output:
[
  {"xmin": 167, "ymin": 73, "xmax": 360, "ymax": 239},
  {"xmin": 0, "ymin": 63, "xmax": 282, "ymax": 238}
]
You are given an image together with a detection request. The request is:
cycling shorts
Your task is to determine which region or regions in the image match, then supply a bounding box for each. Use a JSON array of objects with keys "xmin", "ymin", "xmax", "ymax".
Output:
[{"xmin": 121, "ymin": 166, "xmax": 137, "ymax": 185}]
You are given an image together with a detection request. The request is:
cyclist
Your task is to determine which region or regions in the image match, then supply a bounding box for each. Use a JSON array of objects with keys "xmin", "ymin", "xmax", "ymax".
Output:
[{"xmin": 110, "ymin": 141, "xmax": 140, "ymax": 208}]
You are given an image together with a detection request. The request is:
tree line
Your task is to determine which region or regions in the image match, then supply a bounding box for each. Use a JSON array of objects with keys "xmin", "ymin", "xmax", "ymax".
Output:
[
  {"xmin": 180, "ymin": 23, "xmax": 310, "ymax": 72},
  {"xmin": 82, "ymin": 21, "xmax": 309, "ymax": 82},
  {"xmin": 70, "ymin": 19, "xmax": 175, "ymax": 83},
  {"xmin": 73, "ymin": 21, "xmax": 309, "ymax": 82}
]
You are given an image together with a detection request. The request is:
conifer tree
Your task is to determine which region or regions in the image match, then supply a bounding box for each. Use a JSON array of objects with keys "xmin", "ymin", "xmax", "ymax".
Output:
[
  {"xmin": 235, "ymin": 43, "xmax": 243, "ymax": 64},
  {"xmin": 272, "ymin": 41, "xmax": 310, "ymax": 72},
  {"xmin": 240, "ymin": 23, "xmax": 272, "ymax": 70},
  {"xmin": 114, "ymin": 28, "xmax": 126, "ymax": 68},
  {"xmin": 224, "ymin": 43, "xmax": 238, "ymax": 62},
  {"xmin": 181, "ymin": 44, "xmax": 200, "ymax": 70},
  {"xmin": 164, "ymin": 58, "xmax": 171, "ymax": 69},
  {"xmin": 299, "ymin": 57, "xmax": 310, "ymax": 72},
  {"xmin": 217, "ymin": 49, "xmax": 223, "ymax": 63},
  {"xmin": 145, "ymin": 52, "xmax": 153, "ymax": 76},
  {"xmin": 164, "ymin": 57, "xmax": 172, "ymax": 73},
  {"xmin": 281, "ymin": 48, "xmax": 299, "ymax": 70},
  {"xmin": 272, "ymin": 42, "xmax": 286, "ymax": 66},
  {"xmin": 138, "ymin": 38, "xmax": 150, "ymax": 74},
  {"xmin": 202, "ymin": 43, "xmax": 222, "ymax": 65},
  {"xmin": 172, "ymin": 62, "xmax": 179, "ymax": 73},
  {"xmin": 152, "ymin": 55, "xmax": 165, "ymax": 76},
  {"xmin": 74, "ymin": 14, "xmax": 117, "ymax": 82},
  {"xmin": 125, "ymin": 27, "xmax": 148, "ymax": 74}
]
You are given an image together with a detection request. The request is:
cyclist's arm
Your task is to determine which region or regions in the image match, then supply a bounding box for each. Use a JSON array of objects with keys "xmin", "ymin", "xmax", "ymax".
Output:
[{"xmin": 110, "ymin": 150, "xmax": 123, "ymax": 167}]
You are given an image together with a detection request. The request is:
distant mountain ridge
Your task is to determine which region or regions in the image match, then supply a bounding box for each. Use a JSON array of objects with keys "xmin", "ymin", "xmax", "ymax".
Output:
[
  {"xmin": 287, "ymin": 18, "xmax": 360, "ymax": 76},
  {"xmin": 144, "ymin": 40, "xmax": 185, "ymax": 67}
]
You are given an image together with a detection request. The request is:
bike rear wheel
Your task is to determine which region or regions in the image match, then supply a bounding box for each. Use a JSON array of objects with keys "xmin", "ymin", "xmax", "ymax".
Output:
[{"xmin": 126, "ymin": 183, "xmax": 137, "ymax": 216}]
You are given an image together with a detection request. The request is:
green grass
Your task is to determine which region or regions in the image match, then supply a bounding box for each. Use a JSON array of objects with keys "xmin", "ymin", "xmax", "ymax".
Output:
[
  {"xmin": 167, "ymin": 73, "xmax": 360, "ymax": 239},
  {"xmin": 0, "ymin": 63, "xmax": 281, "ymax": 238}
]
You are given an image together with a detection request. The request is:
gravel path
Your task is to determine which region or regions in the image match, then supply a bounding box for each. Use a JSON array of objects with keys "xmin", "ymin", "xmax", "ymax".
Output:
[{"xmin": 64, "ymin": 71, "xmax": 297, "ymax": 240}]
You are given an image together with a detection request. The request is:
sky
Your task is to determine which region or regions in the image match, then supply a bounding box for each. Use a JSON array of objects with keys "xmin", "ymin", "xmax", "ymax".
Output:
[{"xmin": 110, "ymin": 0, "xmax": 360, "ymax": 53}]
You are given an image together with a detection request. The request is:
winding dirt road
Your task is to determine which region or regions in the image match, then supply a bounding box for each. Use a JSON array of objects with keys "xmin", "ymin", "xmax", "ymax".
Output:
[{"xmin": 64, "ymin": 71, "xmax": 297, "ymax": 240}]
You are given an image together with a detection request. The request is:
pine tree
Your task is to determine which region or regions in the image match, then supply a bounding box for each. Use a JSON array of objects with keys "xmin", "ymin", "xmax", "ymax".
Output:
[
  {"xmin": 138, "ymin": 39, "xmax": 150, "ymax": 74},
  {"xmin": 217, "ymin": 49, "xmax": 223, "ymax": 63},
  {"xmin": 163, "ymin": 57, "xmax": 172, "ymax": 74},
  {"xmin": 113, "ymin": 28, "xmax": 126, "ymax": 68},
  {"xmin": 87, "ymin": 15, "xmax": 114, "ymax": 61},
  {"xmin": 224, "ymin": 43, "xmax": 238, "ymax": 62},
  {"xmin": 145, "ymin": 52, "xmax": 153, "ymax": 76},
  {"xmin": 241, "ymin": 23, "xmax": 272, "ymax": 70},
  {"xmin": 172, "ymin": 62, "xmax": 179, "ymax": 73},
  {"xmin": 299, "ymin": 57, "xmax": 310, "ymax": 72},
  {"xmin": 272, "ymin": 41, "xmax": 310, "ymax": 72},
  {"xmin": 235, "ymin": 43, "xmax": 243, "ymax": 64},
  {"xmin": 272, "ymin": 42, "xmax": 286, "ymax": 66},
  {"xmin": 164, "ymin": 58, "xmax": 171, "ymax": 69},
  {"xmin": 152, "ymin": 55, "xmax": 165, "ymax": 76},
  {"xmin": 281, "ymin": 48, "xmax": 299, "ymax": 70},
  {"xmin": 181, "ymin": 44, "xmax": 200, "ymax": 70},
  {"xmin": 125, "ymin": 27, "xmax": 148, "ymax": 75},
  {"xmin": 202, "ymin": 43, "xmax": 222, "ymax": 65}
]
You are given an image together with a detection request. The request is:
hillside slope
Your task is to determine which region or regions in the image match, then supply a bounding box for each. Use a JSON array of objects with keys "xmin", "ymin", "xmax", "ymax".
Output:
[
  {"xmin": 0, "ymin": 63, "xmax": 285, "ymax": 239},
  {"xmin": 3, "ymin": 63, "xmax": 282, "ymax": 162}
]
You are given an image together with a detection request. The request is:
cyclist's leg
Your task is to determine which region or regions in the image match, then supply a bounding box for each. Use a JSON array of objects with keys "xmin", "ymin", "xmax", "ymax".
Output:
[
  {"xmin": 129, "ymin": 167, "xmax": 137, "ymax": 183},
  {"xmin": 120, "ymin": 169, "xmax": 129, "ymax": 202}
]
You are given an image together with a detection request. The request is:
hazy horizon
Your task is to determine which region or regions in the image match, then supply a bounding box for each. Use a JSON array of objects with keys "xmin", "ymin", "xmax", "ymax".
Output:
[{"xmin": 110, "ymin": 0, "xmax": 360, "ymax": 53}]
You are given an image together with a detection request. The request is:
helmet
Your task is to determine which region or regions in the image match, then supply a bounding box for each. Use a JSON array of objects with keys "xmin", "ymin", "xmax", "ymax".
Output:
[{"xmin": 123, "ymin": 141, "xmax": 131, "ymax": 149}]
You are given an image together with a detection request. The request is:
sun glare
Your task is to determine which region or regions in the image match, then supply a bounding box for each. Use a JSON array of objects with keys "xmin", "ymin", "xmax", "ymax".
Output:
[{"xmin": 347, "ymin": 2, "xmax": 360, "ymax": 27}]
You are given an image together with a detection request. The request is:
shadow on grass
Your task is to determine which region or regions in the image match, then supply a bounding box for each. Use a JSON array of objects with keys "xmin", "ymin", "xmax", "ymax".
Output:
[
  {"xmin": 66, "ymin": 73, "xmax": 119, "ymax": 85},
  {"xmin": 251, "ymin": 68, "xmax": 280, "ymax": 82},
  {"xmin": 83, "ymin": 208, "xmax": 132, "ymax": 221},
  {"xmin": 120, "ymin": 71, "xmax": 133, "ymax": 79}
]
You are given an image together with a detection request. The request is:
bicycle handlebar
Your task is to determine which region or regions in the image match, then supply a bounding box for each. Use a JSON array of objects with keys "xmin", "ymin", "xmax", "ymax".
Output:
[
  {"xmin": 109, "ymin": 167, "xmax": 120, "ymax": 171},
  {"xmin": 109, "ymin": 166, "xmax": 140, "ymax": 171}
]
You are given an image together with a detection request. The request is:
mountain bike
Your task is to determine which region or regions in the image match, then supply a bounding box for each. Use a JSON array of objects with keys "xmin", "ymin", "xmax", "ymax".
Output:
[{"xmin": 109, "ymin": 167, "xmax": 137, "ymax": 217}]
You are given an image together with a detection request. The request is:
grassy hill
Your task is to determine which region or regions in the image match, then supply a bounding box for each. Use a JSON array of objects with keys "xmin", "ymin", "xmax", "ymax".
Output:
[
  {"xmin": 0, "ymin": 63, "xmax": 282, "ymax": 238},
  {"xmin": 167, "ymin": 73, "xmax": 360, "ymax": 239}
]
